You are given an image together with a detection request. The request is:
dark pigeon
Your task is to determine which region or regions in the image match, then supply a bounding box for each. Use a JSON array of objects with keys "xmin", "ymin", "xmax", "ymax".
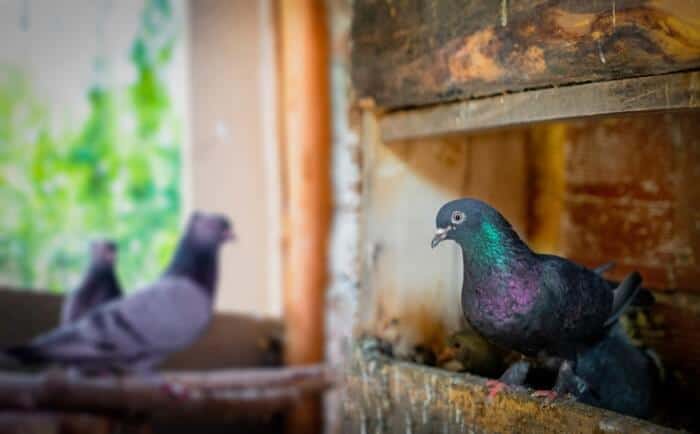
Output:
[
  {"xmin": 61, "ymin": 240, "xmax": 122, "ymax": 325},
  {"xmin": 497, "ymin": 325, "xmax": 658, "ymax": 419},
  {"xmin": 431, "ymin": 198, "xmax": 642, "ymax": 395},
  {"xmin": 563, "ymin": 324, "xmax": 658, "ymax": 418},
  {"xmin": 5, "ymin": 212, "xmax": 234, "ymax": 372}
]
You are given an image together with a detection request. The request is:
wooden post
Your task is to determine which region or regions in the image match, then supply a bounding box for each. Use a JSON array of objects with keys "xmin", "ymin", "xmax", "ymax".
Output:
[{"xmin": 278, "ymin": 0, "xmax": 331, "ymax": 432}]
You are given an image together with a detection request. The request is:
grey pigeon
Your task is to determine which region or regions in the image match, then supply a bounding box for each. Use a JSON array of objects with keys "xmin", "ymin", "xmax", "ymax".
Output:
[
  {"xmin": 431, "ymin": 198, "xmax": 642, "ymax": 396},
  {"xmin": 5, "ymin": 212, "xmax": 234, "ymax": 372},
  {"xmin": 61, "ymin": 240, "xmax": 122, "ymax": 325}
]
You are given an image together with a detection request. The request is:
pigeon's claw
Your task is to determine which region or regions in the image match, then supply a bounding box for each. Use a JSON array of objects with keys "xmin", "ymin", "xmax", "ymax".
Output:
[
  {"xmin": 486, "ymin": 379, "xmax": 506, "ymax": 400},
  {"xmin": 162, "ymin": 381, "xmax": 193, "ymax": 401}
]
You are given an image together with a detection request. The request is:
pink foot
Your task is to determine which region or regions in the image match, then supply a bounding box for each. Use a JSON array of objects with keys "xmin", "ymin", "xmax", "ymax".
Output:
[
  {"xmin": 531, "ymin": 389, "xmax": 558, "ymax": 404},
  {"xmin": 162, "ymin": 381, "xmax": 192, "ymax": 400},
  {"xmin": 486, "ymin": 379, "xmax": 506, "ymax": 400}
]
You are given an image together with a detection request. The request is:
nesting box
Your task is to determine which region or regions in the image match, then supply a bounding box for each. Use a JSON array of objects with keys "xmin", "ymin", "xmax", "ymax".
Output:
[{"xmin": 338, "ymin": 1, "xmax": 700, "ymax": 432}]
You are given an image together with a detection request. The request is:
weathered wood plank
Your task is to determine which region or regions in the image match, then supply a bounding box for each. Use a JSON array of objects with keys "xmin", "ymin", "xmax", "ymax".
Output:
[
  {"xmin": 342, "ymin": 346, "xmax": 678, "ymax": 434},
  {"xmin": 352, "ymin": 0, "xmax": 700, "ymax": 109},
  {"xmin": 380, "ymin": 71, "xmax": 700, "ymax": 142}
]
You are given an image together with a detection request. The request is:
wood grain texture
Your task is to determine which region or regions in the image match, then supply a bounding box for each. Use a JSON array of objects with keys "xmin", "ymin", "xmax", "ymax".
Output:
[
  {"xmin": 380, "ymin": 71, "xmax": 700, "ymax": 141},
  {"xmin": 0, "ymin": 365, "xmax": 333, "ymax": 424},
  {"xmin": 278, "ymin": 1, "xmax": 332, "ymax": 433},
  {"xmin": 342, "ymin": 346, "xmax": 678, "ymax": 434},
  {"xmin": 352, "ymin": 0, "xmax": 700, "ymax": 109}
]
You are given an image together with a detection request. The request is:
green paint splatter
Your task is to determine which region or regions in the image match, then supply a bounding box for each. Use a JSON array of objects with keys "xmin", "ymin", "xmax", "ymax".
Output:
[{"xmin": 0, "ymin": 0, "xmax": 182, "ymax": 293}]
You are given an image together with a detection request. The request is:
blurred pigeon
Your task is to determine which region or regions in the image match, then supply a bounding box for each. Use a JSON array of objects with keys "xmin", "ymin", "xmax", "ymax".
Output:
[
  {"xmin": 61, "ymin": 240, "xmax": 122, "ymax": 325},
  {"xmin": 5, "ymin": 212, "xmax": 234, "ymax": 372},
  {"xmin": 431, "ymin": 198, "xmax": 642, "ymax": 397}
]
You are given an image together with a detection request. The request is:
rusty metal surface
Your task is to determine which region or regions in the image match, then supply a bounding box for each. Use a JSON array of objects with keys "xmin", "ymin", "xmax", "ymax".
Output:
[{"xmin": 380, "ymin": 71, "xmax": 700, "ymax": 142}]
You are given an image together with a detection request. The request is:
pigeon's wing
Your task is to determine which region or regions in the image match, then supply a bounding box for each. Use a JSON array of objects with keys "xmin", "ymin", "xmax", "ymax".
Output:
[
  {"xmin": 17, "ymin": 276, "xmax": 212, "ymax": 366},
  {"xmin": 604, "ymin": 271, "xmax": 642, "ymax": 327},
  {"xmin": 539, "ymin": 256, "xmax": 613, "ymax": 340},
  {"xmin": 593, "ymin": 262, "xmax": 615, "ymax": 276}
]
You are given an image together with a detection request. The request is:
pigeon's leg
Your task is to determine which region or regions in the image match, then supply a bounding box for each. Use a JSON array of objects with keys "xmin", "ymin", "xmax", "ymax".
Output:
[
  {"xmin": 499, "ymin": 360, "xmax": 531, "ymax": 386},
  {"xmin": 552, "ymin": 361, "xmax": 590, "ymax": 399},
  {"xmin": 531, "ymin": 359, "xmax": 578, "ymax": 404},
  {"xmin": 532, "ymin": 359, "xmax": 578, "ymax": 403},
  {"xmin": 485, "ymin": 360, "xmax": 531, "ymax": 399}
]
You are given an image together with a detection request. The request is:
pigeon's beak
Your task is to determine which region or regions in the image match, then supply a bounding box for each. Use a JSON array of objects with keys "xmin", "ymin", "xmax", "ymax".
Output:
[
  {"xmin": 222, "ymin": 229, "xmax": 236, "ymax": 242},
  {"xmin": 431, "ymin": 227, "xmax": 450, "ymax": 248}
]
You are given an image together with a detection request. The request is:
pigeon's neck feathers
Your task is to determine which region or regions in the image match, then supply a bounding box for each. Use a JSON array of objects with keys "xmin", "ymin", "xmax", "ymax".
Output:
[
  {"xmin": 456, "ymin": 217, "xmax": 533, "ymax": 275},
  {"xmin": 164, "ymin": 237, "xmax": 219, "ymax": 295},
  {"xmin": 81, "ymin": 265, "xmax": 120, "ymax": 297}
]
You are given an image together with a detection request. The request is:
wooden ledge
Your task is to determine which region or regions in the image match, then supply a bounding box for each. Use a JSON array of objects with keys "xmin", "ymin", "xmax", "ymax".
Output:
[
  {"xmin": 0, "ymin": 364, "xmax": 335, "ymax": 423},
  {"xmin": 380, "ymin": 71, "xmax": 700, "ymax": 142},
  {"xmin": 342, "ymin": 346, "xmax": 678, "ymax": 434}
]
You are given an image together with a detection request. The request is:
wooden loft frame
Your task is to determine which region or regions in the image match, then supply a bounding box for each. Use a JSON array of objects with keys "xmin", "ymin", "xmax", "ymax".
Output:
[
  {"xmin": 380, "ymin": 71, "xmax": 700, "ymax": 141},
  {"xmin": 344, "ymin": 1, "xmax": 700, "ymax": 433}
]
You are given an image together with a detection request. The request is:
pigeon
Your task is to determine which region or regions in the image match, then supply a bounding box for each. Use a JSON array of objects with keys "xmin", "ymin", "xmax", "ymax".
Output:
[
  {"xmin": 431, "ymin": 198, "xmax": 642, "ymax": 396},
  {"xmin": 493, "ymin": 325, "xmax": 658, "ymax": 419},
  {"xmin": 5, "ymin": 212, "xmax": 234, "ymax": 372},
  {"xmin": 60, "ymin": 240, "xmax": 122, "ymax": 325}
]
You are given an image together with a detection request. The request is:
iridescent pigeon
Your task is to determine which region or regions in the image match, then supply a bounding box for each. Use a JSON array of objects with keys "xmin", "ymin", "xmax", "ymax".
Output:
[{"xmin": 431, "ymin": 198, "xmax": 642, "ymax": 397}]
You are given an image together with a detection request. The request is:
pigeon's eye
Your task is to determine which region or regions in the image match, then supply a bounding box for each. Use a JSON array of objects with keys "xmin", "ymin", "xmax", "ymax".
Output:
[
  {"xmin": 451, "ymin": 211, "xmax": 465, "ymax": 225},
  {"xmin": 454, "ymin": 342, "xmax": 461, "ymax": 349}
]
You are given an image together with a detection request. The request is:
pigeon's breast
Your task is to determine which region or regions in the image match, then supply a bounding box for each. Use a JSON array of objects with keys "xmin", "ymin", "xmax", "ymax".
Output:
[{"xmin": 463, "ymin": 274, "xmax": 542, "ymax": 354}]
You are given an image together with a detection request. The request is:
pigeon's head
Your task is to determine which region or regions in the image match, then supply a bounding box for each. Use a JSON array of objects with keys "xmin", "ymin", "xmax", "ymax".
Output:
[
  {"xmin": 188, "ymin": 211, "xmax": 235, "ymax": 249},
  {"xmin": 90, "ymin": 240, "xmax": 117, "ymax": 268},
  {"xmin": 431, "ymin": 198, "xmax": 513, "ymax": 249}
]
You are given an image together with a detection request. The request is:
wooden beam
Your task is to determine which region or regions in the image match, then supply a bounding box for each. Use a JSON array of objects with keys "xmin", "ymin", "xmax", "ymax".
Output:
[
  {"xmin": 278, "ymin": 0, "xmax": 331, "ymax": 432},
  {"xmin": 352, "ymin": 0, "xmax": 700, "ymax": 109},
  {"xmin": 380, "ymin": 71, "xmax": 700, "ymax": 142},
  {"xmin": 343, "ymin": 346, "xmax": 678, "ymax": 434},
  {"xmin": 0, "ymin": 365, "xmax": 333, "ymax": 423},
  {"xmin": 279, "ymin": 0, "xmax": 331, "ymax": 368}
]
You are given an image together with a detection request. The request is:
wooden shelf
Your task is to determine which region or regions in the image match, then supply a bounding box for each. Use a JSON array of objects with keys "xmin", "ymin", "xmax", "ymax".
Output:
[
  {"xmin": 343, "ymin": 345, "xmax": 678, "ymax": 434},
  {"xmin": 380, "ymin": 71, "xmax": 700, "ymax": 142}
]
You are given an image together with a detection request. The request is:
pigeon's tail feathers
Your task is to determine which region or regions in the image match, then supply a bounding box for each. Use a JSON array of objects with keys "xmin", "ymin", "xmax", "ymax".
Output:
[
  {"xmin": 593, "ymin": 261, "xmax": 616, "ymax": 276},
  {"xmin": 3, "ymin": 345, "xmax": 48, "ymax": 365},
  {"xmin": 604, "ymin": 271, "xmax": 643, "ymax": 328}
]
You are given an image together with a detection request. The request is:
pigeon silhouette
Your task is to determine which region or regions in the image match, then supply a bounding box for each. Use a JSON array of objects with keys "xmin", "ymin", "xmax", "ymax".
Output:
[
  {"xmin": 432, "ymin": 198, "xmax": 642, "ymax": 396},
  {"xmin": 60, "ymin": 240, "xmax": 122, "ymax": 325},
  {"xmin": 5, "ymin": 212, "xmax": 234, "ymax": 372}
]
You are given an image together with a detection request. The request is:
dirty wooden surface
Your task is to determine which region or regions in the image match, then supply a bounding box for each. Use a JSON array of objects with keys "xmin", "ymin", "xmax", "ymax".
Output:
[
  {"xmin": 380, "ymin": 71, "xmax": 700, "ymax": 141},
  {"xmin": 352, "ymin": 0, "xmax": 700, "ymax": 109},
  {"xmin": 0, "ymin": 365, "xmax": 333, "ymax": 424},
  {"xmin": 342, "ymin": 346, "xmax": 678, "ymax": 434}
]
